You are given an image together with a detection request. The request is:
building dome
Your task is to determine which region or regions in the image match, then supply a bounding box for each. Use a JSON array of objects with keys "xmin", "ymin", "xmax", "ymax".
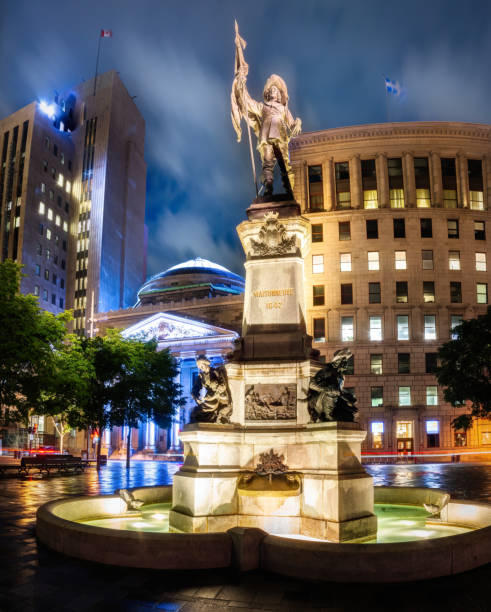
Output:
[{"xmin": 136, "ymin": 257, "xmax": 244, "ymax": 306}]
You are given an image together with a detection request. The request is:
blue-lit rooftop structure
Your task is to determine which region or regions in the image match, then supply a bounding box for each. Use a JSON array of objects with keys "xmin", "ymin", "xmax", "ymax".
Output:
[{"xmin": 136, "ymin": 257, "xmax": 245, "ymax": 306}]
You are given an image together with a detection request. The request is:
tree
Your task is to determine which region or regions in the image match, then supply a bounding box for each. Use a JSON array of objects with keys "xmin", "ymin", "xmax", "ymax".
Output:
[
  {"xmin": 65, "ymin": 331, "xmax": 125, "ymax": 469},
  {"xmin": 109, "ymin": 337, "xmax": 182, "ymax": 469},
  {"xmin": 436, "ymin": 306, "xmax": 491, "ymax": 430},
  {"xmin": 0, "ymin": 260, "xmax": 70, "ymax": 428},
  {"xmin": 37, "ymin": 334, "xmax": 94, "ymax": 454}
]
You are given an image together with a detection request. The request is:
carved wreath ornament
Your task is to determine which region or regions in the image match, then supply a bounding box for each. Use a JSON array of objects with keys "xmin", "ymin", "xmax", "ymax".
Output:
[
  {"xmin": 249, "ymin": 212, "xmax": 296, "ymax": 256},
  {"xmin": 255, "ymin": 449, "xmax": 289, "ymax": 476}
]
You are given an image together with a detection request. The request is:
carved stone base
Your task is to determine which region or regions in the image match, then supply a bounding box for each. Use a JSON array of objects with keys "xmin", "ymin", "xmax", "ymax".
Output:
[
  {"xmin": 247, "ymin": 197, "xmax": 300, "ymax": 220},
  {"xmin": 169, "ymin": 422, "xmax": 377, "ymax": 542}
]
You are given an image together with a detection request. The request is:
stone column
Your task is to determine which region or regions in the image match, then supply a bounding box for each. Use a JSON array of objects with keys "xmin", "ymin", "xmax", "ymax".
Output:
[
  {"xmin": 322, "ymin": 157, "xmax": 335, "ymax": 211},
  {"xmin": 144, "ymin": 420, "xmax": 156, "ymax": 451},
  {"xmin": 403, "ymin": 152, "xmax": 416, "ymax": 208},
  {"xmin": 457, "ymin": 153, "xmax": 469, "ymax": 208},
  {"xmin": 349, "ymin": 155, "xmax": 362, "ymax": 209},
  {"xmin": 430, "ymin": 151, "xmax": 443, "ymax": 208},
  {"xmin": 376, "ymin": 153, "xmax": 389, "ymax": 208}
]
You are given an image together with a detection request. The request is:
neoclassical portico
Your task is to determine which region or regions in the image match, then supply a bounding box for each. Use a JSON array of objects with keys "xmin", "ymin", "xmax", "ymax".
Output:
[{"xmin": 105, "ymin": 311, "xmax": 240, "ymax": 456}]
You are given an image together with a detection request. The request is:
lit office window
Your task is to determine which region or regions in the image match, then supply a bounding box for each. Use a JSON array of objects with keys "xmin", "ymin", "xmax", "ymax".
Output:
[
  {"xmin": 390, "ymin": 188, "xmax": 404, "ymax": 208},
  {"xmin": 341, "ymin": 316, "xmax": 354, "ymax": 342},
  {"xmin": 340, "ymin": 253, "xmax": 352, "ymax": 272},
  {"xmin": 47, "ymin": 208, "xmax": 53, "ymax": 221},
  {"xmin": 423, "ymin": 281, "xmax": 435, "ymax": 303},
  {"xmin": 57, "ymin": 173, "xmax": 64, "ymax": 187},
  {"xmin": 397, "ymin": 315, "xmax": 409, "ymax": 340},
  {"xmin": 371, "ymin": 422, "xmax": 384, "ymax": 449},
  {"xmin": 477, "ymin": 283, "xmax": 488, "ymax": 304},
  {"xmin": 38, "ymin": 202, "xmax": 45, "ymax": 214},
  {"xmin": 426, "ymin": 420, "xmax": 440, "ymax": 447},
  {"xmin": 395, "ymin": 251, "xmax": 406, "ymax": 270},
  {"xmin": 312, "ymin": 255, "xmax": 324, "ymax": 274},
  {"xmin": 426, "ymin": 386, "xmax": 438, "ymax": 406},
  {"xmin": 470, "ymin": 191, "xmax": 484, "ymax": 210},
  {"xmin": 65, "ymin": 180, "xmax": 72, "ymax": 194},
  {"xmin": 370, "ymin": 354, "xmax": 383, "ymax": 375},
  {"xmin": 450, "ymin": 315, "xmax": 463, "ymax": 339},
  {"xmin": 443, "ymin": 189, "xmax": 457, "ymax": 208},
  {"xmin": 34, "ymin": 285, "xmax": 40, "ymax": 296},
  {"xmin": 46, "ymin": 228, "xmax": 52, "ymax": 240},
  {"xmin": 368, "ymin": 251, "xmax": 379, "ymax": 271},
  {"xmin": 369, "ymin": 316, "xmax": 382, "ymax": 341},
  {"xmin": 416, "ymin": 188, "xmax": 431, "ymax": 208},
  {"xmin": 476, "ymin": 253, "xmax": 487, "ymax": 272},
  {"xmin": 63, "ymin": 221, "xmax": 68, "ymax": 232},
  {"xmin": 371, "ymin": 386, "xmax": 383, "ymax": 407},
  {"xmin": 55, "ymin": 214, "xmax": 61, "ymax": 227},
  {"xmin": 422, "ymin": 250, "xmax": 433, "ymax": 270},
  {"xmin": 363, "ymin": 190, "xmax": 378, "ymax": 209},
  {"xmin": 449, "ymin": 251, "xmax": 460, "ymax": 270},
  {"xmin": 399, "ymin": 386, "xmax": 411, "ymax": 406},
  {"xmin": 424, "ymin": 315, "xmax": 437, "ymax": 340},
  {"xmin": 313, "ymin": 318, "xmax": 326, "ymax": 342}
]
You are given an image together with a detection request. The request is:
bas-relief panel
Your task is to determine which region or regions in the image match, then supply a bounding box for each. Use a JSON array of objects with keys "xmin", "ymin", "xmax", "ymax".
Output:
[{"xmin": 245, "ymin": 383, "xmax": 296, "ymax": 421}]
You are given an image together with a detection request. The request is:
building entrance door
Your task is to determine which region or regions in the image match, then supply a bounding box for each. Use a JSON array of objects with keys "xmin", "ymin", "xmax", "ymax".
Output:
[{"xmin": 396, "ymin": 421, "xmax": 414, "ymax": 453}]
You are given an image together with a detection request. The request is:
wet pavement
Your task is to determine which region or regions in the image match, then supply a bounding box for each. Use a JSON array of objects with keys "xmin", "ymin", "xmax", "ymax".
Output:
[{"xmin": 1, "ymin": 460, "xmax": 491, "ymax": 611}]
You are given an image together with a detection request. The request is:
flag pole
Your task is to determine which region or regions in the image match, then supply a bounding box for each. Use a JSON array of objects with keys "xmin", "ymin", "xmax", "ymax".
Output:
[{"xmin": 93, "ymin": 33, "xmax": 102, "ymax": 96}]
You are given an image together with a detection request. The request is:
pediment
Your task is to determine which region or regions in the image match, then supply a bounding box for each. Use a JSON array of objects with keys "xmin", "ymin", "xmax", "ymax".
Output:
[{"xmin": 121, "ymin": 312, "xmax": 238, "ymax": 343}]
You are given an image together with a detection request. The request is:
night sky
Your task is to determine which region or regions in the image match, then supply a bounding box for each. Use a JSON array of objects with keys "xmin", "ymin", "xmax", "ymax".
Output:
[{"xmin": 1, "ymin": 0, "xmax": 490, "ymax": 280}]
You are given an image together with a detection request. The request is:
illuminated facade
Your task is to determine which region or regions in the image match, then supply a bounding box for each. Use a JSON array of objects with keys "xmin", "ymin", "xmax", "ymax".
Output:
[
  {"xmin": 290, "ymin": 121, "xmax": 491, "ymax": 457},
  {"xmin": 94, "ymin": 258, "xmax": 244, "ymax": 458},
  {"xmin": 0, "ymin": 70, "xmax": 146, "ymax": 329}
]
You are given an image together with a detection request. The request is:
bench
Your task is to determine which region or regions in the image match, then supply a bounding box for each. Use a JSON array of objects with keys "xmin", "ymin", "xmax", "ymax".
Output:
[{"xmin": 18, "ymin": 454, "xmax": 85, "ymax": 476}]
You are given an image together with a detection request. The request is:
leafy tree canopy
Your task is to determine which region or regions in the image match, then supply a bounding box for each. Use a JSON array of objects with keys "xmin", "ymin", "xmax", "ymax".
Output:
[
  {"xmin": 0, "ymin": 260, "xmax": 70, "ymax": 425},
  {"xmin": 437, "ymin": 306, "xmax": 491, "ymax": 430}
]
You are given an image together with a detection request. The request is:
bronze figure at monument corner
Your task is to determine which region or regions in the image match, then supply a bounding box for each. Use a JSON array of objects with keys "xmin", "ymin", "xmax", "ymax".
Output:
[{"xmin": 231, "ymin": 21, "xmax": 302, "ymax": 199}]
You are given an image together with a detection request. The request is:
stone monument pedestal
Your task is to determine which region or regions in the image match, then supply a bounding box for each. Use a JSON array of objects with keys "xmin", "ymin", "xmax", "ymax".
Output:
[{"xmin": 169, "ymin": 422, "xmax": 377, "ymax": 542}]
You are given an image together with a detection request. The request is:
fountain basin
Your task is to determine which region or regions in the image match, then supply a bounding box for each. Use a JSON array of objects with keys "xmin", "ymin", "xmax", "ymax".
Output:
[{"xmin": 36, "ymin": 485, "xmax": 491, "ymax": 582}]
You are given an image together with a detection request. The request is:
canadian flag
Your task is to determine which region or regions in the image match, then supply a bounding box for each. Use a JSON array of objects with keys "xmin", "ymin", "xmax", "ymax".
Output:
[{"xmin": 100, "ymin": 30, "xmax": 112, "ymax": 38}]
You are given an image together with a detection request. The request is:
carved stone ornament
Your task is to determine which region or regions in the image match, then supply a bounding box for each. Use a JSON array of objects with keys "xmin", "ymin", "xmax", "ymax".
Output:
[
  {"xmin": 255, "ymin": 449, "xmax": 289, "ymax": 476},
  {"xmin": 249, "ymin": 212, "xmax": 296, "ymax": 257},
  {"xmin": 245, "ymin": 383, "xmax": 296, "ymax": 420}
]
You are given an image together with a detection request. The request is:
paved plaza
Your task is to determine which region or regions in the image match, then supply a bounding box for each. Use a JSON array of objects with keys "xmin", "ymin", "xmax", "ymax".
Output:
[{"xmin": 1, "ymin": 461, "xmax": 491, "ymax": 611}]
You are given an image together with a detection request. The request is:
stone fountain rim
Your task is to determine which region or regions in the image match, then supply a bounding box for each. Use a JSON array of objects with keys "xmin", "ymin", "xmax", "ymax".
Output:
[{"xmin": 35, "ymin": 484, "xmax": 491, "ymax": 581}]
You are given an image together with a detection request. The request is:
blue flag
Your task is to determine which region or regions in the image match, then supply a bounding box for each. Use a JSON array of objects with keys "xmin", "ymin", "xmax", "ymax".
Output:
[{"xmin": 384, "ymin": 77, "xmax": 406, "ymax": 99}]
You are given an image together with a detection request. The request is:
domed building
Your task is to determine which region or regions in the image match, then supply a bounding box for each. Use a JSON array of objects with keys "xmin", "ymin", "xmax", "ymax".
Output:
[{"xmin": 93, "ymin": 257, "xmax": 244, "ymax": 458}]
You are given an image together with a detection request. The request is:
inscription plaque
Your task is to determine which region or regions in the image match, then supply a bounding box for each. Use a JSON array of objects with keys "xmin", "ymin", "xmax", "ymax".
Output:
[{"xmin": 245, "ymin": 383, "xmax": 296, "ymax": 421}]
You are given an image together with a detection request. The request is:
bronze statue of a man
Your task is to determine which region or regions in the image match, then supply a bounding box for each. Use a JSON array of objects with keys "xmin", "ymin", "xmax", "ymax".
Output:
[
  {"xmin": 190, "ymin": 356, "xmax": 233, "ymax": 424},
  {"xmin": 231, "ymin": 23, "xmax": 302, "ymax": 198}
]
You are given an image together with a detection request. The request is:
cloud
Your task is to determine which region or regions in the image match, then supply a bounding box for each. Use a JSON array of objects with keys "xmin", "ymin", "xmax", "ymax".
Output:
[
  {"xmin": 147, "ymin": 208, "xmax": 244, "ymax": 278},
  {"xmin": 402, "ymin": 46, "xmax": 491, "ymax": 123}
]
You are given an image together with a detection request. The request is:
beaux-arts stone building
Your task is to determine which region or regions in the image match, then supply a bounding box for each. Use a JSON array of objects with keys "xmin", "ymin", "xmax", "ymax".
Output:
[{"xmin": 20, "ymin": 120, "xmax": 489, "ymax": 461}]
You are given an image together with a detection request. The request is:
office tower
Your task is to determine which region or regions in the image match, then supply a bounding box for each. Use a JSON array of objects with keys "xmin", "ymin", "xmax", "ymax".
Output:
[
  {"xmin": 0, "ymin": 70, "xmax": 147, "ymax": 332},
  {"xmin": 291, "ymin": 121, "xmax": 490, "ymax": 453}
]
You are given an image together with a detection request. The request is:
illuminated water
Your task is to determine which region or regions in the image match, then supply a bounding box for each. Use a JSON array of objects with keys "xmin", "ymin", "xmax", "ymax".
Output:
[{"xmin": 81, "ymin": 502, "xmax": 471, "ymax": 542}]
